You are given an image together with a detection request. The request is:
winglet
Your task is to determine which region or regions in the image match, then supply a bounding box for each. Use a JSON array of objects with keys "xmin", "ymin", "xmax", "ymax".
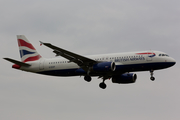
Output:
[{"xmin": 40, "ymin": 41, "xmax": 44, "ymax": 46}]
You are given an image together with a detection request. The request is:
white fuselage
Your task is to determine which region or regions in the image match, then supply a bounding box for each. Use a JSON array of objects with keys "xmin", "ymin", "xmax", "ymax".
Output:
[{"xmin": 20, "ymin": 50, "xmax": 176, "ymax": 77}]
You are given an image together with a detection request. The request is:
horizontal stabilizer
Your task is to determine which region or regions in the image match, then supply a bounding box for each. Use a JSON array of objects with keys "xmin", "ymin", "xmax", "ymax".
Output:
[{"xmin": 3, "ymin": 58, "xmax": 31, "ymax": 67}]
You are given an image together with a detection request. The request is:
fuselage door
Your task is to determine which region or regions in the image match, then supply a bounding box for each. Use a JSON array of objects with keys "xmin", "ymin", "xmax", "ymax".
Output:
[
  {"xmin": 146, "ymin": 51, "xmax": 153, "ymax": 61},
  {"xmin": 39, "ymin": 59, "xmax": 45, "ymax": 70}
]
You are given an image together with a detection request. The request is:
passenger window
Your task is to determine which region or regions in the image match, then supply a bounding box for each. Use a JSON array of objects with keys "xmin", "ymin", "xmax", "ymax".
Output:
[{"xmin": 159, "ymin": 54, "xmax": 161, "ymax": 56}]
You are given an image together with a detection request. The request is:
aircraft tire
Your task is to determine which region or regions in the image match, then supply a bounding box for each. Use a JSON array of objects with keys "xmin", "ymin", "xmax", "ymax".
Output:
[
  {"xmin": 84, "ymin": 75, "xmax": 91, "ymax": 82},
  {"xmin": 99, "ymin": 82, "xmax": 107, "ymax": 89},
  {"xmin": 150, "ymin": 77, "xmax": 155, "ymax": 81}
]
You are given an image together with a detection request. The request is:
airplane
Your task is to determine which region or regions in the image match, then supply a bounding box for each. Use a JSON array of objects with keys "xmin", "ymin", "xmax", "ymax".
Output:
[{"xmin": 4, "ymin": 35, "xmax": 176, "ymax": 89}]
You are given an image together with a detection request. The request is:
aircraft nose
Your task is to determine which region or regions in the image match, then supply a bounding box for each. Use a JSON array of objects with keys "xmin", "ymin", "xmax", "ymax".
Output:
[{"xmin": 169, "ymin": 57, "xmax": 176, "ymax": 66}]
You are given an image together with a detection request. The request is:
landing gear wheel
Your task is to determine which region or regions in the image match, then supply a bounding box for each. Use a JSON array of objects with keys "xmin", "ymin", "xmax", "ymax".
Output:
[
  {"xmin": 150, "ymin": 77, "xmax": 155, "ymax": 81},
  {"xmin": 84, "ymin": 75, "xmax": 91, "ymax": 82},
  {"xmin": 99, "ymin": 82, "xmax": 107, "ymax": 89}
]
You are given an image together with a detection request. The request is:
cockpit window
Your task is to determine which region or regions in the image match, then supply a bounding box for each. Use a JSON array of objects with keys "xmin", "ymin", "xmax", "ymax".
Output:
[{"xmin": 159, "ymin": 54, "xmax": 169, "ymax": 57}]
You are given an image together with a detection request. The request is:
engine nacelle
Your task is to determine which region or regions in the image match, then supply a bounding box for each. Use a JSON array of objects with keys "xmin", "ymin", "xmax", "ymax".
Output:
[
  {"xmin": 112, "ymin": 73, "xmax": 137, "ymax": 84},
  {"xmin": 92, "ymin": 62, "xmax": 116, "ymax": 72}
]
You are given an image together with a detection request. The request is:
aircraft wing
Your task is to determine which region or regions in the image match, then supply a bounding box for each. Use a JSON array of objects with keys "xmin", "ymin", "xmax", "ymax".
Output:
[{"xmin": 40, "ymin": 41, "xmax": 97, "ymax": 68}]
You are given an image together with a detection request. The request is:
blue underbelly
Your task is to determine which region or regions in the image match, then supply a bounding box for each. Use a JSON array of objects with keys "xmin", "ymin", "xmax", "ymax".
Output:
[{"xmin": 37, "ymin": 62, "xmax": 175, "ymax": 76}]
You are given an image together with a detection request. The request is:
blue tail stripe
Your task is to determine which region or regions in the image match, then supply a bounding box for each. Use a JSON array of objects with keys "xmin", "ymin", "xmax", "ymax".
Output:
[{"xmin": 19, "ymin": 50, "xmax": 35, "ymax": 58}]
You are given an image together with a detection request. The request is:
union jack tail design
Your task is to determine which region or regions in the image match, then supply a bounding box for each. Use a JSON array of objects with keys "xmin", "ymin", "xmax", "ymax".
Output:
[{"xmin": 17, "ymin": 35, "xmax": 42, "ymax": 63}]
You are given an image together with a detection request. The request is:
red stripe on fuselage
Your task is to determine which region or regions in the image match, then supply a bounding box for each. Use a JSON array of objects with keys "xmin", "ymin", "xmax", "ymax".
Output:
[
  {"xmin": 136, "ymin": 52, "xmax": 155, "ymax": 55},
  {"xmin": 18, "ymin": 39, "xmax": 36, "ymax": 50},
  {"xmin": 23, "ymin": 55, "xmax": 41, "ymax": 62}
]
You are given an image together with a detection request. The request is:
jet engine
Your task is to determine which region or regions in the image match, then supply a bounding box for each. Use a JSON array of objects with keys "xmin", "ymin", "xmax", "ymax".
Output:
[
  {"xmin": 92, "ymin": 62, "xmax": 116, "ymax": 72},
  {"xmin": 112, "ymin": 73, "xmax": 137, "ymax": 84}
]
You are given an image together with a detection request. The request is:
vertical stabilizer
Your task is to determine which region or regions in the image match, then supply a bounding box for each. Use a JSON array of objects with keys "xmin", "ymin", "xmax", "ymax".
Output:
[{"xmin": 17, "ymin": 35, "xmax": 42, "ymax": 62}]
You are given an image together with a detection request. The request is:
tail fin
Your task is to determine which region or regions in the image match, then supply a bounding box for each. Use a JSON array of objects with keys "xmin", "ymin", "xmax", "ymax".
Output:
[{"xmin": 17, "ymin": 35, "xmax": 42, "ymax": 62}]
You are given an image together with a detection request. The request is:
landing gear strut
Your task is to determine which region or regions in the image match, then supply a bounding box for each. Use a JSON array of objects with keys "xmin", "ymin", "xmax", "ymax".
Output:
[{"xmin": 150, "ymin": 70, "xmax": 155, "ymax": 81}]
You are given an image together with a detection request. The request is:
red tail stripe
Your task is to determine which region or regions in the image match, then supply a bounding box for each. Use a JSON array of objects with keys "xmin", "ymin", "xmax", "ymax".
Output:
[
  {"xmin": 18, "ymin": 39, "xmax": 36, "ymax": 50},
  {"xmin": 23, "ymin": 55, "xmax": 41, "ymax": 63}
]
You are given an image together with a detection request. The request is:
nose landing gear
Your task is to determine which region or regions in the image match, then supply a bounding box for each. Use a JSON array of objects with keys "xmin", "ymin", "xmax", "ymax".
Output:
[{"xmin": 150, "ymin": 70, "xmax": 155, "ymax": 81}]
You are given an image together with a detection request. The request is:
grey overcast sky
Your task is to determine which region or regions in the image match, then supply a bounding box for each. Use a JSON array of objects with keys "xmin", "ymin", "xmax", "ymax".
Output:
[{"xmin": 0, "ymin": 0, "xmax": 180, "ymax": 120}]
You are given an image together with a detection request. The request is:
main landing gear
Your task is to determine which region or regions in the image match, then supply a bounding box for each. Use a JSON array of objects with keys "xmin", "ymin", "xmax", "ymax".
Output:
[
  {"xmin": 84, "ymin": 75, "xmax": 91, "ymax": 82},
  {"xmin": 84, "ymin": 75, "xmax": 107, "ymax": 89},
  {"xmin": 150, "ymin": 70, "xmax": 155, "ymax": 81},
  {"xmin": 99, "ymin": 77, "xmax": 109, "ymax": 89},
  {"xmin": 99, "ymin": 80, "xmax": 107, "ymax": 89}
]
